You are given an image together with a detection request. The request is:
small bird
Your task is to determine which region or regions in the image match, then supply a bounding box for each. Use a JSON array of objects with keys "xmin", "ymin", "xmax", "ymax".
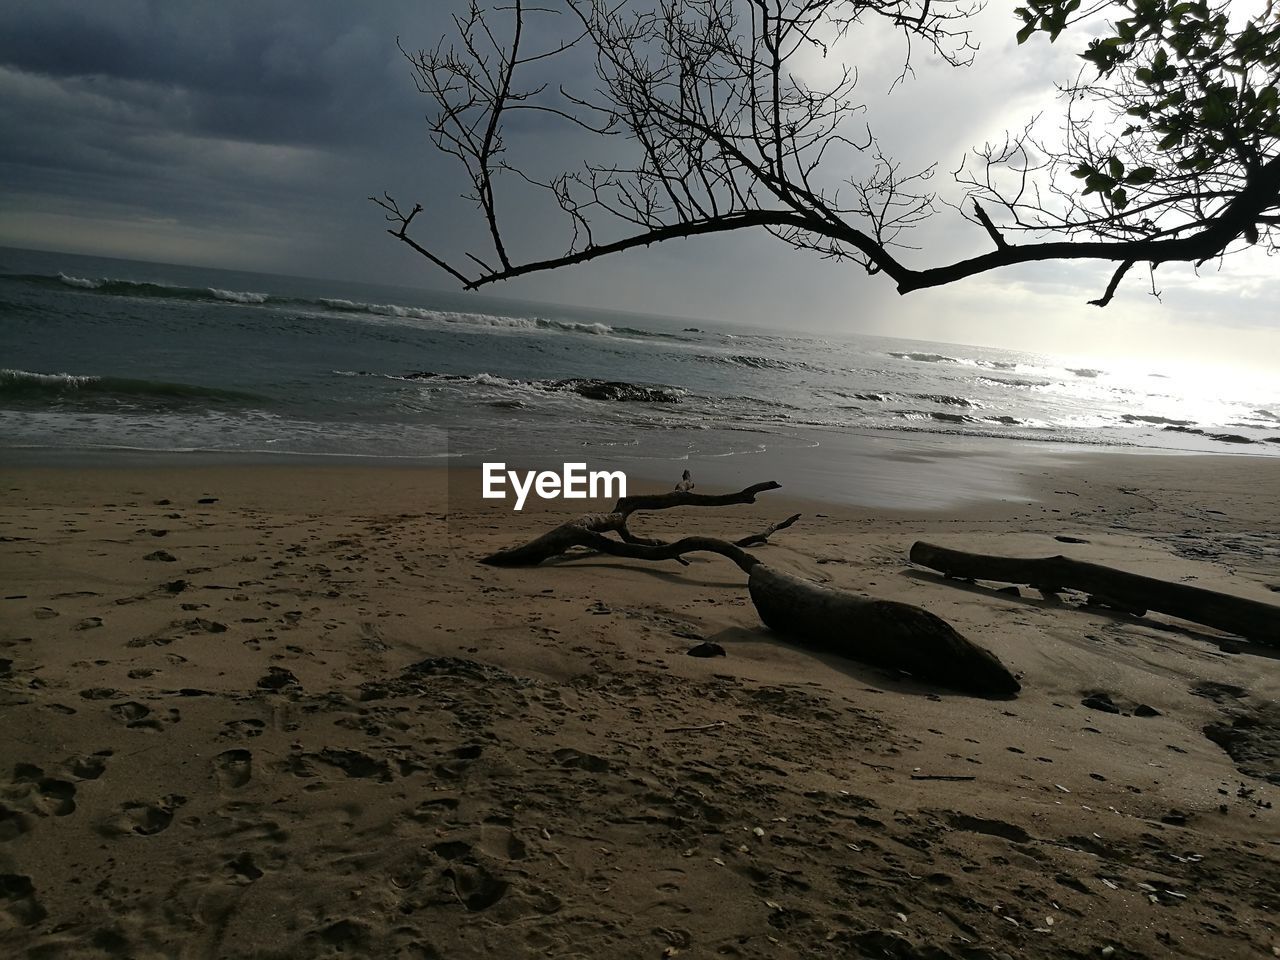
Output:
[{"xmin": 675, "ymin": 469, "xmax": 695, "ymax": 492}]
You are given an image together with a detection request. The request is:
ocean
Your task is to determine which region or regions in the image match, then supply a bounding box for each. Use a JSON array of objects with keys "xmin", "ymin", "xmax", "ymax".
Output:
[{"xmin": 2, "ymin": 245, "xmax": 1277, "ymax": 502}]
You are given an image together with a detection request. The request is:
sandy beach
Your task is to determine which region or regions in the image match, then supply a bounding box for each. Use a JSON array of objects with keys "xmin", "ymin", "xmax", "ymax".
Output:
[{"xmin": 1, "ymin": 453, "xmax": 1277, "ymax": 958}]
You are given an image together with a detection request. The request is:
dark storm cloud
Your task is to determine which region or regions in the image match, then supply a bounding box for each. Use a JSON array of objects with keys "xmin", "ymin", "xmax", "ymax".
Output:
[
  {"xmin": 0, "ymin": 1, "xmax": 473, "ymax": 278},
  {"xmin": 1, "ymin": 0, "xmax": 1275, "ymax": 356},
  {"xmin": 0, "ymin": 0, "xmax": 613, "ymax": 279},
  {"xmin": 0, "ymin": 1, "xmax": 422, "ymax": 145}
]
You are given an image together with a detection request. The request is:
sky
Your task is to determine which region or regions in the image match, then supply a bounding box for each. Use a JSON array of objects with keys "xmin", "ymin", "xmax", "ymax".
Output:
[{"xmin": 1, "ymin": 0, "xmax": 1276, "ymax": 370}]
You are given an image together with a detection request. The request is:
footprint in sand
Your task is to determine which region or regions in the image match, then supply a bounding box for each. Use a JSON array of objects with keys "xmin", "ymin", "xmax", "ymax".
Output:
[
  {"xmin": 479, "ymin": 822, "xmax": 528, "ymax": 861},
  {"xmin": 0, "ymin": 874, "xmax": 47, "ymax": 927},
  {"xmin": 32, "ymin": 779, "xmax": 77, "ymax": 817},
  {"xmin": 435, "ymin": 743, "xmax": 484, "ymax": 779},
  {"xmin": 227, "ymin": 851, "xmax": 264, "ymax": 882},
  {"xmin": 434, "ymin": 845, "xmax": 561, "ymax": 920},
  {"xmin": 552, "ymin": 747, "xmax": 610, "ymax": 773},
  {"xmin": 256, "ymin": 666, "xmax": 300, "ymax": 691},
  {"xmin": 110, "ymin": 701, "xmax": 151, "ymax": 725},
  {"xmin": 437, "ymin": 853, "xmax": 510, "ymax": 912},
  {"xmin": 405, "ymin": 796, "xmax": 460, "ymax": 825},
  {"xmin": 102, "ymin": 795, "xmax": 187, "ymax": 836},
  {"xmin": 80, "ymin": 687, "xmax": 121, "ymax": 700},
  {"xmin": 68, "ymin": 752, "xmax": 110, "ymax": 780},
  {"xmin": 308, "ymin": 919, "xmax": 370, "ymax": 951},
  {"xmin": 0, "ymin": 803, "xmax": 34, "ymax": 842},
  {"xmin": 221, "ymin": 718, "xmax": 266, "ymax": 739},
  {"xmin": 215, "ymin": 749, "xmax": 253, "ymax": 789},
  {"xmin": 9, "ymin": 764, "xmax": 78, "ymax": 817},
  {"xmin": 317, "ymin": 748, "xmax": 393, "ymax": 782}
]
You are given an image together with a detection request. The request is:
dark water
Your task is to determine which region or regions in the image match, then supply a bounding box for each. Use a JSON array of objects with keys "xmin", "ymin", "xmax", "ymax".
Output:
[{"xmin": 2, "ymin": 246, "xmax": 1277, "ymax": 476}]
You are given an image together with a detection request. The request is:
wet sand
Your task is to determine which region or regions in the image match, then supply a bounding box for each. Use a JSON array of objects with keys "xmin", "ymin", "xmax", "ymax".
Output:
[{"xmin": 0, "ymin": 453, "xmax": 1277, "ymax": 958}]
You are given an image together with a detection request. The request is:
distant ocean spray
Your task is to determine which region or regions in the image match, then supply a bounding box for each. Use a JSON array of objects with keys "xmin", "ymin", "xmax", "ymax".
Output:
[{"xmin": 1, "ymin": 246, "xmax": 1277, "ymax": 468}]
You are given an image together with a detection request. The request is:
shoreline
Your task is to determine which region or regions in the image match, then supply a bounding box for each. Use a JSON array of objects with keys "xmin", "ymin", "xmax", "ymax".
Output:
[
  {"xmin": 1, "ymin": 450, "xmax": 1277, "ymax": 957},
  {"xmin": 3, "ymin": 425, "xmax": 1277, "ymax": 512}
]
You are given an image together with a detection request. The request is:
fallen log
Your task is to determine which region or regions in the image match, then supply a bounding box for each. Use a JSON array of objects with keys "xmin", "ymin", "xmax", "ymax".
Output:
[
  {"xmin": 910, "ymin": 541, "xmax": 1280, "ymax": 647},
  {"xmin": 480, "ymin": 477, "xmax": 1020, "ymax": 697},
  {"xmin": 748, "ymin": 565, "xmax": 1021, "ymax": 695}
]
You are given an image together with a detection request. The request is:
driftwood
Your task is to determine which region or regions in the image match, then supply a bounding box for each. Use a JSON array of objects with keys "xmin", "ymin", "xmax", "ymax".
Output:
[
  {"xmin": 481, "ymin": 478, "xmax": 1020, "ymax": 697},
  {"xmin": 910, "ymin": 542, "xmax": 1280, "ymax": 647},
  {"xmin": 481, "ymin": 480, "xmax": 789, "ymax": 571},
  {"xmin": 748, "ymin": 565, "xmax": 1020, "ymax": 695}
]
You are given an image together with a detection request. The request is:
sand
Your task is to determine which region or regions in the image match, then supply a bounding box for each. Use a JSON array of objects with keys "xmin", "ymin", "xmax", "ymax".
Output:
[{"xmin": 0, "ymin": 454, "xmax": 1277, "ymax": 959}]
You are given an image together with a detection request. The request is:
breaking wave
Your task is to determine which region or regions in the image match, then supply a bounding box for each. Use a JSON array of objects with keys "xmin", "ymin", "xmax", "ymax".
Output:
[
  {"xmin": 890, "ymin": 351, "xmax": 957, "ymax": 363},
  {"xmin": 317, "ymin": 298, "xmax": 672, "ymax": 339},
  {"xmin": 1121, "ymin": 413, "xmax": 1193, "ymax": 427},
  {"xmin": 0, "ymin": 369, "xmax": 265, "ymax": 408},
  {"xmin": 5, "ymin": 272, "xmax": 679, "ymax": 342},
  {"xmin": 914, "ymin": 393, "xmax": 981, "ymax": 408},
  {"xmin": 46, "ymin": 273, "xmax": 270, "ymax": 304},
  {"xmin": 1161, "ymin": 425, "xmax": 1261, "ymax": 445},
  {"xmin": 972, "ymin": 375, "xmax": 1045, "ymax": 389},
  {"xmin": 833, "ymin": 391, "xmax": 980, "ymax": 408},
  {"xmin": 890, "ymin": 351, "xmax": 1020, "ymax": 372},
  {"xmin": 698, "ymin": 353, "xmax": 815, "ymax": 371},
  {"xmin": 337, "ymin": 370, "xmax": 685, "ymax": 404},
  {"xmin": 893, "ymin": 409, "xmax": 1023, "ymax": 426}
]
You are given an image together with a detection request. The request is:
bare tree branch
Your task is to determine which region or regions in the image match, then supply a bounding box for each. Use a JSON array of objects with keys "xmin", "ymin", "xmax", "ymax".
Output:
[{"xmin": 378, "ymin": 0, "xmax": 1279, "ymax": 306}]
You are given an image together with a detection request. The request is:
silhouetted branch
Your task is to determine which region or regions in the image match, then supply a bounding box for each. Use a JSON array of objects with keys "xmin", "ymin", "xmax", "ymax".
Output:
[
  {"xmin": 1089, "ymin": 259, "xmax": 1135, "ymax": 307},
  {"xmin": 379, "ymin": 0, "xmax": 1279, "ymax": 305}
]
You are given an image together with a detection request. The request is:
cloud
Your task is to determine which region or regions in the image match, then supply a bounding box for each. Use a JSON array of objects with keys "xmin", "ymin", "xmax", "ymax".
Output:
[{"xmin": 0, "ymin": 0, "xmax": 1274, "ymax": 369}]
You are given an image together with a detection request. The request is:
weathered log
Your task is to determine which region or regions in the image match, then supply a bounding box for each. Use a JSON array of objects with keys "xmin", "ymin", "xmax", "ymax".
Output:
[
  {"xmin": 479, "ymin": 477, "xmax": 1021, "ymax": 697},
  {"xmin": 481, "ymin": 478, "xmax": 789, "ymax": 568},
  {"xmin": 484, "ymin": 525, "xmax": 761, "ymax": 571},
  {"xmin": 910, "ymin": 541, "xmax": 1280, "ymax": 647},
  {"xmin": 748, "ymin": 565, "xmax": 1021, "ymax": 696}
]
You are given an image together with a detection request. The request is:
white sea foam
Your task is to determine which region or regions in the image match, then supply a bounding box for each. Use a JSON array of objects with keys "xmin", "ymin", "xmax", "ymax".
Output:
[
  {"xmin": 208, "ymin": 287, "xmax": 268, "ymax": 304},
  {"xmin": 317, "ymin": 297, "xmax": 623, "ymax": 337},
  {"xmin": 1, "ymin": 368, "xmax": 98, "ymax": 388},
  {"xmin": 58, "ymin": 273, "xmax": 100, "ymax": 289}
]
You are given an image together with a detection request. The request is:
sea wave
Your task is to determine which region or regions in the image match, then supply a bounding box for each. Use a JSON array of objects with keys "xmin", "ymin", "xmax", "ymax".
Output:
[
  {"xmin": 833, "ymin": 391, "xmax": 896, "ymax": 402},
  {"xmin": 972, "ymin": 375, "xmax": 1045, "ymax": 389},
  {"xmin": 913, "ymin": 393, "xmax": 981, "ymax": 408},
  {"xmin": 699, "ymin": 353, "xmax": 815, "ymax": 372},
  {"xmin": 890, "ymin": 351, "xmax": 1019, "ymax": 372},
  {"xmin": 890, "ymin": 351, "xmax": 957, "ymax": 363},
  {"xmin": 895, "ymin": 409, "xmax": 981, "ymax": 425},
  {"xmin": 832, "ymin": 390, "xmax": 980, "ymax": 408},
  {"xmin": 209, "ymin": 287, "xmax": 269, "ymax": 304},
  {"xmin": 0, "ymin": 368, "xmax": 264, "ymax": 408},
  {"xmin": 338, "ymin": 370, "xmax": 685, "ymax": 404},
  {"xmin": 1121, "ymin": 413, "xmax": 1193, "ymax": 427},
  {"xmin": 1161, "ymin": 424, "xmax": 1260, "ymax": 445},
  {"xmin": 5, "ymin": 271, "xmax": 678, "ymax": 342},
  {"xmin": 318, "ymin": 298, "xmax": 648, "ymax": 338},
  {"xmin": 51, "ymin": 273, "xmax": 270, "ymax": 305}
]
